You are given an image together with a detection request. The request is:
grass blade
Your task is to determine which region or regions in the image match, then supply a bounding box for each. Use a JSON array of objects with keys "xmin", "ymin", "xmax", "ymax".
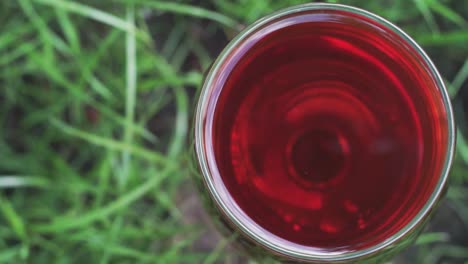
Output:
[
  {"xmin": 0, "ymin": 21, "xmax": 36, "ymax": 52},
  {"xmin": 416, "ymin": 232, "xmax": 450, "ymax": 245},
  {"xmin": 121, "ymin": 3, "xmax": 137, "ymax": 187},
  {"xmin": 450, "ymin": 58, "xmax": 468, "ymax": 98},
  {"xmin": 413, "ymin": 0, "xmax": 440, "ymax": 33},
  {"xmin": 0, "ymin": 247, "xmax": 20, "ymax": 263},
  {"xmin": 424, "ymin": 245, "xmax": 468, "ymax": 263},
  {"xmin": 416, "ymin": 31, "xmax": 468, "ymax": 45},
  {"xmin": 427, "ymin": 0, "xmax": 467, "ymax": 27},
  {"xmin": 168, "ymin": 85, "xmax": 189, "ymax": 158},
  {"xmin": 50, "ymin": 119, "xmax": 170, "ymax": 165},
  {"xmin": 456, "ymin": 129, "xmax": 468, "ymax": 163},
  {"xmin": 18, "ymin": 0, "xmax": 71, "ymax": 55},
  {"xmin": 0, "ymin": 40, "xmax": 40, "ymax": 66},
  {"xmin": 33, "ymin": 165, "xmax": 174, "ymax": 232},
  {"xmin": 117, "ymin": 0, "xmax": 238, "ymax": 28},
  {"xmin": 0, "ymin": 176, "xmax": 50, "ymax": 189},
  {"xmin": 55, "ymin": 8, "xmax": 81, "ymax": 53},
  {"xmin": 33, "ymin": 0, "xmax": 149, "ymax": 41},
  {"xmin": 0, "ymin": 195, "xmax": 27, "ymax": 240}
]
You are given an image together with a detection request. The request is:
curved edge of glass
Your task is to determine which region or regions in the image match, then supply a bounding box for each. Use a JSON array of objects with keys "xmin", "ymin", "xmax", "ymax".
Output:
[{"xmin": 193, "ymin": 3, "xmax": 456, "ymax": 262}]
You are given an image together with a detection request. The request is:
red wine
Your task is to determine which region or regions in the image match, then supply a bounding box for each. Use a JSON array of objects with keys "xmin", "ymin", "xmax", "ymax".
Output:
[{"xmin": 208, "ymin": 9, "xmax": 449, "ymax": 250}]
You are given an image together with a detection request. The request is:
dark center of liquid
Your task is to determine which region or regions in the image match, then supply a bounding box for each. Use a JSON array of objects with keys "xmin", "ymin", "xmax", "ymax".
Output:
[{"xmin": 290, "ymin": 130, "xmax": 347, "ymax": 185}]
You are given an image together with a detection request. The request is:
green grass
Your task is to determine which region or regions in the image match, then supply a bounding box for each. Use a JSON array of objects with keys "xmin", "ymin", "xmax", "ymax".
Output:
[{"xmin": 0, "ymin": 0, "xmax": 467, "ymax": 263}]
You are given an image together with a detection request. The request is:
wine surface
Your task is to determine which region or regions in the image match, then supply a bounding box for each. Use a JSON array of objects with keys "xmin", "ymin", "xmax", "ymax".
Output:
[{"xmin": 209, "ymin": 9, "xmax": 449, "ymax": 250}]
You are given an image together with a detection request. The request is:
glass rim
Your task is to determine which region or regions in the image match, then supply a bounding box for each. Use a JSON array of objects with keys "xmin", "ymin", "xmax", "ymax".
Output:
[{"xmin": 194, "ymin": 3, "xmax": 456, "ymax": 262}]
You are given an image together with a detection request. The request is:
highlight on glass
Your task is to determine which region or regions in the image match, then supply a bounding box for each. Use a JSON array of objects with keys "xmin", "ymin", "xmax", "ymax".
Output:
[{"xmin": 192, "ymin": 3, "xmax": 455, "ymax": 263}]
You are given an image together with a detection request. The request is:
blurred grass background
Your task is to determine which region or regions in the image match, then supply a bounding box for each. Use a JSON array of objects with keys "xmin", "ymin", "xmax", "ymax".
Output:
[{"xmin": 0, "ymin": 0, "xmax": 467, "ymax": 263}]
